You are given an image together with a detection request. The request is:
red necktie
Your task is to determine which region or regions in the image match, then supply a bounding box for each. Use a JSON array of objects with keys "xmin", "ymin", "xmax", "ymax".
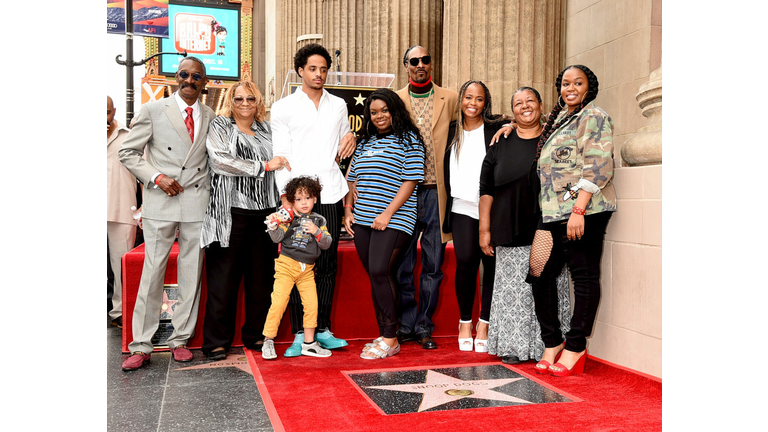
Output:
[{"xmin": 184, "ymin": 107, "xmax": 194, "ymax": 142}]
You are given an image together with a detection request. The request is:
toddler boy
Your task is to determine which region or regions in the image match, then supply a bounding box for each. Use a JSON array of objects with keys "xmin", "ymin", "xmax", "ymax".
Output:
[{"xmin": 262, "ymin": 176, "xmax": 333, "ymax": 359}]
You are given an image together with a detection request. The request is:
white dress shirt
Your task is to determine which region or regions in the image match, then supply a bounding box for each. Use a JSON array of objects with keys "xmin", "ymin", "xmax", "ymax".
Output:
[
  {"xmin": 271, "ymin": 86, "xmax": 351, "ymax": 204},
  {"xmin": 174, "ymin": 91, "xmax": 202, "ymax": 140}
]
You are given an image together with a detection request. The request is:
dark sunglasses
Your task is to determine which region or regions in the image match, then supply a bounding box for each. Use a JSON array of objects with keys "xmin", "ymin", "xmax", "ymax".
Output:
[
  {"xmin": 178, "ymin": 71, "xmax": 204, "ymax": 81},
  {"xmin": 233, "ymin": 96, "xmax": 257, "ymax": 105},
  {"xmin": 407, "ymin": 55, "xmax": 431, "ymax": 67}
]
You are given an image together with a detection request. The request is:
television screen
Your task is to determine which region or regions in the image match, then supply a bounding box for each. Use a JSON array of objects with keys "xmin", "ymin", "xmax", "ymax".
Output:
[{"xmin": 160, "ymin": 3, "xmax": 240, "ymax": 80}]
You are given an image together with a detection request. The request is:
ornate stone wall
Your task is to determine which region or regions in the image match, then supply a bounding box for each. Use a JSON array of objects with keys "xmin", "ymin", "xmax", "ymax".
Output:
[
  {"xmin": 442, "ymin": 0, "xmax": 565, "ymax": 116},
  {"xmin": 273, "ymin": 0, "xmax": 445, "ymax": 104},
  {"xmin": 564, "ymin": 0, "xmax": 662, "ymax": 378}
]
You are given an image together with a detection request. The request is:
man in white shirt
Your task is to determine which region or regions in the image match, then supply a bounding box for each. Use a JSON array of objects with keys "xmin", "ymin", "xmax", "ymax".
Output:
[
  {"xmin": 118, "ymin": 57, "xmax": 215, "ymax": 371},
  {"xmin": 271, "ymin": 43, "xmax": 356, "ymax": 357}
]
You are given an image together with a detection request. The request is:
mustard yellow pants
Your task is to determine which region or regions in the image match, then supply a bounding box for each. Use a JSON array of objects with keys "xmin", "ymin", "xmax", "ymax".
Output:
[{"xmin": 262, "ymin": 254, "xmax": 318, "ymax": 338}]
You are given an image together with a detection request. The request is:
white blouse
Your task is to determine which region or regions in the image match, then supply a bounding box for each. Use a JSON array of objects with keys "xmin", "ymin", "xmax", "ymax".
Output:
[{"xmin": 449, "ymin": 126, "xmax": 485, "ymax": 219}]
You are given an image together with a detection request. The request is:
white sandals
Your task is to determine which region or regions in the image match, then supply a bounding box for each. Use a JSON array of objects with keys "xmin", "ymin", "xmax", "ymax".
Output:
[
  {"xmin": 474, "ymin": 320, "xmax": 489, "ymax": 353},
  {"xmin": 458, "ymin": 320, "xmax": 473, "ymax": 351},
  {"xmin": 361, "ymin": 338, "xmax": 400, "ymax": 360}
]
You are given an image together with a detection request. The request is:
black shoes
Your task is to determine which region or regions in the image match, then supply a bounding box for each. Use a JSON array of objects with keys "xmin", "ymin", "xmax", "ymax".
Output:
[
  {"xmin": 397, "ymin": 329, "xmax": 438, "ymax": 349},
  {"xmin": 501, "ymin": 355, "xmax": 523, "ymax": 365},
  {"xmin": 396, "ymin": 330, "xmax": 418, "ymax": 344},
  {"xmin": 417, "ymin": 334, "xmax": 438, "ymax": 349},
  {"xmin": 110, "ymin": 317, "xmax": 123, "ymax": 328},
  {"xmin": 207, "ymin": 348, "xmax": 227, "ymax": 361}
]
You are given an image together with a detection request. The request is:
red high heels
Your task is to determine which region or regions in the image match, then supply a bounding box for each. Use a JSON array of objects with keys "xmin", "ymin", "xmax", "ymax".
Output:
[
  {"xmin": 534, "ymin": 344, "xmax": 564, "ymax": 374},
  {"xmin": 549, "ymin": 349, "xmax": 587, "ymax": 377}
]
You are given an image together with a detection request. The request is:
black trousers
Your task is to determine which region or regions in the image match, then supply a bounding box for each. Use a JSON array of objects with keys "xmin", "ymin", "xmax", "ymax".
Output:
[
  {"xmin": 532, "ymin": 212, "xmax": 611, "ymax": 353},
  {"xmin": 202, "ymin": 208, "xmax": 278, "ymax": 353},
  {"xmin": 288, "ymin": 199, "xmax": 343, "ymax": 333},
  {"xmin": 451, "ymin": 213, "xmax": 495, "ymax": 322},
  {"xmin": 353, "ymin": 224, "xmax": 411, "ymax": 338}
]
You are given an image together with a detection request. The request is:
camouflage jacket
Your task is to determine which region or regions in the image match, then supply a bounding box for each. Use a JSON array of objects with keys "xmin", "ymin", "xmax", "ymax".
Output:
[{"xmin": 537, "ymin": 102, "xmax": 617, "ymax": 223}]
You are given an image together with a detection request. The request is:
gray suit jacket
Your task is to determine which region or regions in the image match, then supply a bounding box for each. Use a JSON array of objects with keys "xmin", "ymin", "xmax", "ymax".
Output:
[{"xmin": 119, "ymin": 94, "xmax": 215, "ymax": 223}]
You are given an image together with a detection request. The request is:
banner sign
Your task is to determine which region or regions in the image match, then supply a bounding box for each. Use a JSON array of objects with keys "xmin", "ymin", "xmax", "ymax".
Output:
[
  {"xmin": 107, "ymin": 0, "xmax": 169, "ymax": 38},
  {"xmin": 159, "ymin": 4, "xmax": 240, "ymax": 81}
]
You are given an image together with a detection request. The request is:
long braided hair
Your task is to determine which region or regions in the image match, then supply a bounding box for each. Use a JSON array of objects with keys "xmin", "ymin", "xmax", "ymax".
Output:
[
  {"xmin": 534, "ymin": 65, "xmax": 600, "ymax": 163},
  {"xmin": 450, "ymin": 80, "xmax": 500, "ymax": 161}
]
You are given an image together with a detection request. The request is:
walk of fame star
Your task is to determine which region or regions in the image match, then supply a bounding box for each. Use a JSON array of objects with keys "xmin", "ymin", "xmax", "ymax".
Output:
[
  {"xmin": 354, "ymin": 93, "xmax": 366, "ymax": 105},
  {"xmin": 174, "ymin": 353, "xmax": 253, "ymax": 375},
  {"xmin": 346, "ymin": 364, "xmax": 572, "ymax": 414},
  {"xmin": 161, "ymin": 290, "xmax": 177, "ymax": 316},
  {"xmin": 365, "ymin": 370, "xmax": 531, "ymax": 412}
]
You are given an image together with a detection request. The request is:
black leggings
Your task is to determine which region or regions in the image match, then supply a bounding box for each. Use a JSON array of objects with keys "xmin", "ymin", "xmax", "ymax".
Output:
[
  {"xmin": 353, "ymin": 224, "xmax": 411, "ymax": 338},
  {"xmin": 451, "ymin": 213, "xmax": 495, "ymax": 322},
  {"xmin": 531, "ymin": 212, "xmax": 611, "ymax": 352}
]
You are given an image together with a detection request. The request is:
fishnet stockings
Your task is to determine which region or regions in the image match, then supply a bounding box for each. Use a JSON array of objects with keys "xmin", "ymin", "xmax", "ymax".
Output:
[{"xmin": 529, "ymin": 229, "xmax": 553, "ymax": 278}]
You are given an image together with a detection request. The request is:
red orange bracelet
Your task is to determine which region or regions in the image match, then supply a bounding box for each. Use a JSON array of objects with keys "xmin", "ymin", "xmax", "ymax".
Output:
[{"xmin": 572, "ymin": 206, "xmax": 586, "ymax": 215}]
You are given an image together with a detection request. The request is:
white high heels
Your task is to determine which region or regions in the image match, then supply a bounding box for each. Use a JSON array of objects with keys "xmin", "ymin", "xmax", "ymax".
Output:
[
  {"xmin": 458, "ymin": 320, "xmax": 473, "ymax": 351},
  {"xmin": 474, "ymin": 320, "xmax": 489, "ymax": 353}
]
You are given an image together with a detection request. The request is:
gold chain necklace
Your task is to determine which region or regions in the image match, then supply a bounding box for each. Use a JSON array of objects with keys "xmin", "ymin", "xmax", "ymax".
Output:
[{"xmin": 409, "ymin": 88, "xmax": 434, "ymax": 125}]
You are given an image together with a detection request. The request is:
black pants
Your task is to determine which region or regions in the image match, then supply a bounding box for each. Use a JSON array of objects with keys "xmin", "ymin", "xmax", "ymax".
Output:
[
  {"xmin": 353, "ymin": 224, "xmax": 411, "ymax": 338},
  {"xmin": 532, "ymin": 212, "xmax": 611, "ymax": 353},
  {"xmin": 288, "ymin": 199, "xmax": 343, "ymax": 333},
  {"xmin": 451, "ymin": 213, "xmax": 495, "ymax": 322},
  {"xmin": 202, "ymin": 208, "xmax": 278, "ymax": 353}
]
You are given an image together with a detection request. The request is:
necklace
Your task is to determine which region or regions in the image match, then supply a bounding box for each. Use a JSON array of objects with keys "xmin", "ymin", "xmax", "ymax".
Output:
[{"xmin": 409, "ymin": 88, "xmax": 434, "ymax": 125}]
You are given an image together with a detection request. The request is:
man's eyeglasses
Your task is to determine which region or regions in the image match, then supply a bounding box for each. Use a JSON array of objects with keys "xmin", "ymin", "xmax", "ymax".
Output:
[
  {"xmin": 407, "ymin": 55, "xmax": 431, "ymax": 67},
  {"xmin": 178, "ymin": 71, "xmax": 204, "ymax": 81},
  {"xmin": 234, "ymin": 96, "xmax": 257, "ymax": 106}
]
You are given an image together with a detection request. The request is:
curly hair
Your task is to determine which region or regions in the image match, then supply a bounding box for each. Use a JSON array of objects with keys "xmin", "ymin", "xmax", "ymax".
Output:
[
  {"xmin": 284, "ymin": 176, "xmax": 322, "ymax": 203},
  {"xmin": 534, "ymin": 64, "xmax": 600, "ymax": 163},
  {"xmin": 358, "ymin": 88, "xmax": 424, "ymax": 149},
  {"xmin": 450, "ymin": 80, "xmax": 501, "ymax": 160},
  {"xmin": 294, "ymin": 43, "xmax": 332, "ymax": 76},
  {"xmin": 218, "ymin": 81, "xmax": 266, "ymax": 121}
]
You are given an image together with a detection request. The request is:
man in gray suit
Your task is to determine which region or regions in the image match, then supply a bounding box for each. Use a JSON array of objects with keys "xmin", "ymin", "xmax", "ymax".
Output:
[{"xmin": 119, "ymin": 57, "xmax": 215, "ymax": 371}]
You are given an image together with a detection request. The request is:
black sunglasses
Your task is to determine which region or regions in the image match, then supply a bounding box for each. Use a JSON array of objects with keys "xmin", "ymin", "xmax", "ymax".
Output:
[
  {"xmin": 178, "ymin": 71, "xmax": 204, "ymax": 82},
  {"xmin": 407, "ymin": 55, "xmax": 431, "ymax": 67}
]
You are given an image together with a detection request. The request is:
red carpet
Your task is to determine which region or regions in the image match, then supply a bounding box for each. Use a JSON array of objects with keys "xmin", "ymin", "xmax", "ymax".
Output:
[
  {"xmin": 245, "ymin": 338, "xmax": 662, "ymax": 432},
  {"xmin": 121, "ymin": 241, "xmax": 471, "ymax": 352}
]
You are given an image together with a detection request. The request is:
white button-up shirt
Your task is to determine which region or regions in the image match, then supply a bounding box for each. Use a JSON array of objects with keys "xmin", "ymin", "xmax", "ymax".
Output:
[{"xmin": 271, "ymin": 86, "xmax": 351, "ymax": 204}]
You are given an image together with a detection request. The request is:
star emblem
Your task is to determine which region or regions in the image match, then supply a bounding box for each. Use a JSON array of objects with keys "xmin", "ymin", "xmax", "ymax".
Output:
[
  {"xmin": 161, "ymin": 290, "xmax": 177, "ymax": 316},
  {"xmin": 364, "ymin": 369, "xmax": 532, "ymax": 412},
  {"xmin": 354, "ymin": 93, "xmax": 366, "ymax": 106},
  {"xmin": 174, "ymin": 354, "xmax": 253, "ymax": 375}
]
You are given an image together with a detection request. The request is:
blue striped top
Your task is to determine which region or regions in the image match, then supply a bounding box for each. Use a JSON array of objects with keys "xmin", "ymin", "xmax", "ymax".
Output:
[{"xmin": 347, "ymin": 131, "xmax": 425, "ymax": 235}]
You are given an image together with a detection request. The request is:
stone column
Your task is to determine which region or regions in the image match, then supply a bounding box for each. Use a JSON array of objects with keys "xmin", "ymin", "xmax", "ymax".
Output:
[
  {"xmin": 621, "ymin": 66, "xmax": 662, "ymax": 166},
  {"xmin": 442, "ymin": 0, "xmax": 565, "ymax": 115},
  {"xmin": 273, "ymin": 0, "xmax": 444, "ymax": 105}
]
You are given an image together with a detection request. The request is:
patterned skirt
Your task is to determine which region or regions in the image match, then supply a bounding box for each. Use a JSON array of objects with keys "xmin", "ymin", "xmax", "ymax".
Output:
[{"xmin": 486, "ymin": 245, "xmax": 571, "ymax": 361}]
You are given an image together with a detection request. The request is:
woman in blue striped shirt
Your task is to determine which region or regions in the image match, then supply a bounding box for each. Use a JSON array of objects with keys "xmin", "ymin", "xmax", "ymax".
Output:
[{"xmin": 344, "ymin": 88, "xmax": 425, "ymax": 360}]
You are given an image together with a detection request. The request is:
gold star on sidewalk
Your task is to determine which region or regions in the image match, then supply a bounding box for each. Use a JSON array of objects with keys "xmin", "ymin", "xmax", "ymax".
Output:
[
  {"xmin": 364, "ymin": 370, "xmax": 531, "ymax": 412},
  {"xmin": 161, "ymin": 291, "xmax": 177, "ymax": 316},
  {"xmin": 354, "ymin": 93, "xmax": 366, "ymax": 106},
  {"xmin": 174, "ymin": 353, "xmax": 253, "ymax": 375}
]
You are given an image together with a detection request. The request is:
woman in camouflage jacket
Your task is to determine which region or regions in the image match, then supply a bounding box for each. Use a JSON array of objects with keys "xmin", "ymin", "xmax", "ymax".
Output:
[{"xmin": 527, "ymin": 64, "xmax": 617, "ymax": 377}]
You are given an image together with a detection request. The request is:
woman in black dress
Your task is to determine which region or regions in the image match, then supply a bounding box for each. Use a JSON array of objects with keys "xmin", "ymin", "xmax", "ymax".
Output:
[{"xmin": 480, "ymin": 87, "xmax": 570, "ymax": 364}]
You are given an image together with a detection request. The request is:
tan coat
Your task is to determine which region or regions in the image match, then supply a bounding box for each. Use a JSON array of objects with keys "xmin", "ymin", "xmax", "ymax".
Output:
[
  {"xmin": 107, "ymin": 122, "xmax": 137, "ymax": 224},
  {"xmin": 396, "ymin": 83, "xmax": 459, "ymax": 243}
]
